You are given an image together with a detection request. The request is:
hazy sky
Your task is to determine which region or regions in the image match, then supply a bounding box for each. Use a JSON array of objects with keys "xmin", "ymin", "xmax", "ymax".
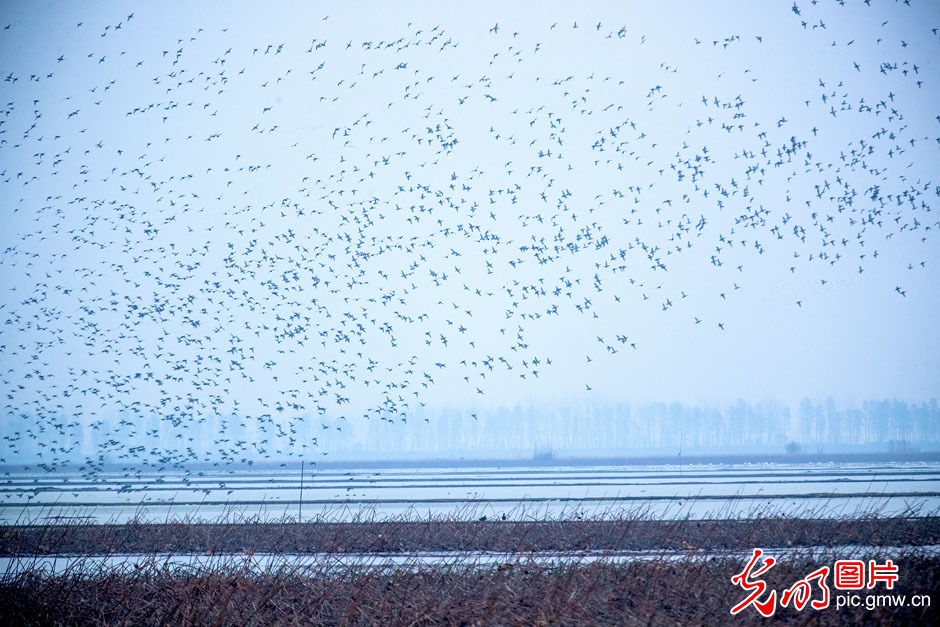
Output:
[{"xmin": 0, "ymin": 1, "xmax": 938, "ymax": 463}]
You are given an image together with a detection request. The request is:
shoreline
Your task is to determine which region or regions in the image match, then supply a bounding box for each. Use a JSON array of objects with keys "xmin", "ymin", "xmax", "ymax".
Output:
[{"xmin": 4, "ymin": 450, "xmax": 939, "ymax": 474}]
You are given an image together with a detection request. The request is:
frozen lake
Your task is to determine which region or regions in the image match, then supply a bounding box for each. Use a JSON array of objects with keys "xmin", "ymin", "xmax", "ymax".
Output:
[{"xmin": 2, "ymin": 461, "xmax": 938, "ymax": 524}]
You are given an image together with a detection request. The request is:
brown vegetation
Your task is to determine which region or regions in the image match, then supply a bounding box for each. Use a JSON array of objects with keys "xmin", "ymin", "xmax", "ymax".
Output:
[
  {"xmin": 3, "ymin": 511, "xmax": 938, "ymax": 556},
  {"xmin": 1, "ymin": 553, "xmax": 937, "ymax": 625},
  {"xmin": 2, "ymin": 509, "xmax": 937, "ymax": 625}
]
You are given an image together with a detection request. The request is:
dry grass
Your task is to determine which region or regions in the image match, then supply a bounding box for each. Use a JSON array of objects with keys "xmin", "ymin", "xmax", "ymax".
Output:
[
  {"xmin": 1, "ymin": 506, "xmax": 938, "ymax": 625},
  {"xmin": 3, "ymin": 507, "xmax": 938, "ymax": 556},
  {"xmin": 1, "ymin": 552, "xmax": 937, "ymax": 625}
]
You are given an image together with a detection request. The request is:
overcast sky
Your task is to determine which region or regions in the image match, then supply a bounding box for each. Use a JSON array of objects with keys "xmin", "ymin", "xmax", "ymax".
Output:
[{"xmin": 0, "ymin": 1, "xmax": 938, "ymax": 462}]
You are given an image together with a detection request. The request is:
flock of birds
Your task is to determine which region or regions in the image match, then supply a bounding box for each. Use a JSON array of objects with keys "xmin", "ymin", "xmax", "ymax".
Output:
[{"xmin": 0, "ymin": 1, "xmax": 937, "ymax": 476}]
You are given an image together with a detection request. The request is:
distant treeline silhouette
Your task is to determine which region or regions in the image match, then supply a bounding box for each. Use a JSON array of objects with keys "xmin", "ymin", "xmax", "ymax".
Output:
[{"xmin": 4, "ymin": 398, "xmax": 935, "ymax": 466}]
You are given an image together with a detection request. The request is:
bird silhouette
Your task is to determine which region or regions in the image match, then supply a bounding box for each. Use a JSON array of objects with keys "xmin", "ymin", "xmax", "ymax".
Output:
[{"xmin": 0, "ymin": 1, "xmax": 935, "ymax": 482}]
